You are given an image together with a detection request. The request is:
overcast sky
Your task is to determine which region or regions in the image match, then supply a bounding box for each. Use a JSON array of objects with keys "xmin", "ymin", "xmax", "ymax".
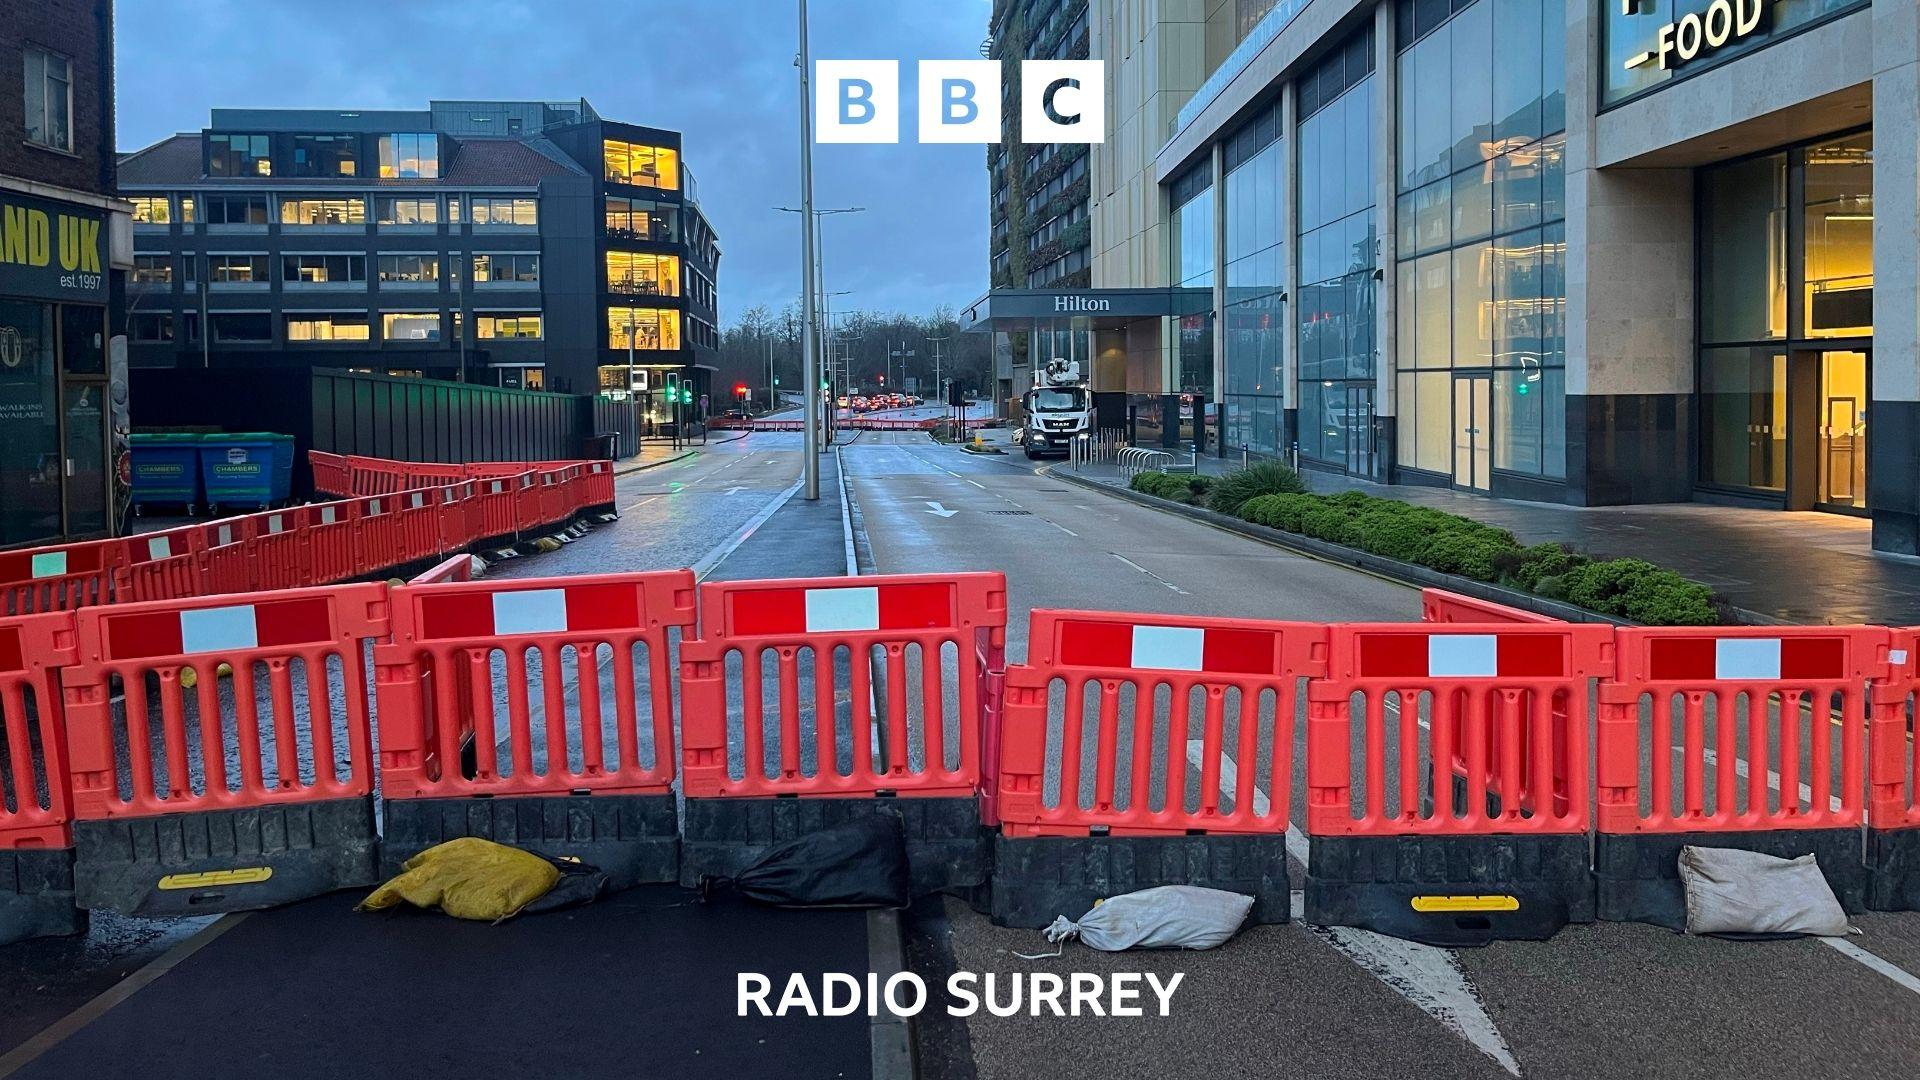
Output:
[{"xmin": 116, "ymin": 0, "xmax": 993, "ymax": 325}]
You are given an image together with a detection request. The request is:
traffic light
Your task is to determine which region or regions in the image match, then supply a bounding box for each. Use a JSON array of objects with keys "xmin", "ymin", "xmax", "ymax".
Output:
[
  {"xmin": 682, "ymin": 385, "xmax": 694, "ymax": 404},
  {"xmin": 735, "ymin": 383, "xmax": 749, "ymax": 398}
]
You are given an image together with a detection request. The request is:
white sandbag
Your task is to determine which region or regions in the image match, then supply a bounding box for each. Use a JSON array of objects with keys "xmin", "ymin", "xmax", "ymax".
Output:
[
  {"xmin": 1042, "ymin": 885, "xmax": 1253, "ymax": 951},
  {"xmin": 1679, "ymin": 845, "xmax": 1850, "ymax": 937}
]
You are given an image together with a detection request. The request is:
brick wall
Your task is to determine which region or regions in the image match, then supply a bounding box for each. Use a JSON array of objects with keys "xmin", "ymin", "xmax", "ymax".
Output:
[{"xmin": 0, "ymin": 0, "xmax": 114, "ymax": 197}]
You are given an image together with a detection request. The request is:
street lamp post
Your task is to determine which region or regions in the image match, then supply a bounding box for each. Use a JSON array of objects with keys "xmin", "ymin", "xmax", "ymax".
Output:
[{"xmin": 795, "ymin": 0, "xmax": 822, "ymax": 498}]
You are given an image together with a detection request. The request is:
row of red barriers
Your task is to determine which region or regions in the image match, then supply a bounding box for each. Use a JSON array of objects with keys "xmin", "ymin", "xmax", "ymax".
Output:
[
  {"xmin": 7, "ymin": 564, "xmax": 1920, "ymax": 944},
  {"xmin": 708, "ymin": 416, "xmax": 999, "ymax": 433},
  {"xmin": 0, "ymin": 455, "xmax": 616, "ymax": 619}
]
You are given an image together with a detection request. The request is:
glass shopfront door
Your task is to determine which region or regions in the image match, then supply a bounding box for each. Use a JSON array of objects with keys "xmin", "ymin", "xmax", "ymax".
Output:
[
  {"xmin": 1816, "ymin": 348, "xmax": 1868, "ymax": 511},
  {"xmin": 1452, "ymin": 374, "xmax": 1491, "ymax": 492}
]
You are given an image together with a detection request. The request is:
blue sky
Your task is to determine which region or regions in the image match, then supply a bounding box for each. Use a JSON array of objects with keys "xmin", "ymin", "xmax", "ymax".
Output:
[{"xmin": 115, "ymin": 0, "xmax": 993, "ymax": 323}]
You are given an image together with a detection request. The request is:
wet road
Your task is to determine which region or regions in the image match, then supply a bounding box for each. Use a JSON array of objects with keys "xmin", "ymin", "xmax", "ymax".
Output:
[{"xmin": 839, "ymin": 431, "xmax": 1920, "ymax": 1080}]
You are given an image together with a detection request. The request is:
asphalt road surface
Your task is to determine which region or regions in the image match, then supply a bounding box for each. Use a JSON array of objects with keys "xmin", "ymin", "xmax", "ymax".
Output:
[{"xmin": 838, "ymin": 430, "xmax": 1920, "ymax": 1080}]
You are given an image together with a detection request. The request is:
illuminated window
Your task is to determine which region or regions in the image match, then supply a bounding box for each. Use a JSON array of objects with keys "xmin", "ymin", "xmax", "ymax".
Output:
[
  {"xmin": 130, "ymin": 197, "xmax": 172, "ymax": 224},
  {"xmin": 283, "ymin": 254, "xmax": 366, "ymax": 284},
  {"xmin": 476, "ymin": 313, "xmax": 543, "ymax": 339},
  {"xmin": 464, "ymin": 197, "xmax": 538, "ymax": 226},
  {"xmin": 378, "ymin": 133, "xmax": 440, "ymax": 178},
  {"xmin": 377, "ymin": 255, "xmax": 440, "ymax": 283},
  {"xmin": 381, "ymin": 311, "xmax": 442, "ymax": 342},
  {"xmin": 606, "ymin": 307, "xmax": 681, "ymax": 351},
  {"xmin": 376, "ymin": 197, "xmax": 440, "ymax": 225},
  {"xmin": 209, "ymin": 133, "xmax": 272, "ymax": 176},
  {"xmin": 605, "ymin": 197, "xmax": 679, "ymax": 240},
  {"xmin": 180, "ymin": 196, "xmax": 195, "ymax": 223},
  {"xmin": 471, "ymin": 253, "xmax": 540, "ymax": 284},
  {"xmin": 605, "ymin": 251, "xmax": 681, "ymax": 297},
  {"xmin": 287, "ymin": 314, "xmax": 371, "ymax": 341},
  {"xmin": 280, "ymin": 198, "xmax": 366, "ymax": 226},
  {"xmin": 602, "ymin": 139, "xmax": 680, "ymax": 190}
]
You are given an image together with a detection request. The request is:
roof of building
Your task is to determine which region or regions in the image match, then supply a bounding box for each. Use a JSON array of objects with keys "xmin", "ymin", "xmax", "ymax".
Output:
[{"xmin": 116, "ymin": 134, "xmax": 588, "ymax": 188}]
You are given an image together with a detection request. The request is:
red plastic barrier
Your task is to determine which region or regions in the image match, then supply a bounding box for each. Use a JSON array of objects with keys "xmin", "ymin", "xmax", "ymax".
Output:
[
  {"xmin": 998, "ymin": 609, "xmax": 1321, "ymax": 837},
  {"xmin": 246, "ymin": 509, "xmax": 307, "ymax": 592},
  {"xmin": 1871, "ymin": 629, "xmax": 1920, "ymax": 831},
  {"xmin": 199, "ymin": 518, "xmax": 256, "ymax": 596},
  {"xmin": 392, "ymin": 488, "xmax": 446, "ymax": 565},
  {"xmin": 0, "ymin": 539, "xmax": 121, "ymax": 615},
  {"xmin": 0, "ymin": 611, "xmax": 76, "ymax": 848},
  {"xmin": 467, "ymin": 475, "xmax": 522, "ymax": 541},
  {"xmin": 1596, "ymin": 626, "xmax": 1887, "ymax": 834},
  {"xmin": 578, "ymin": 460, "xmax": 615, "ymax": 508},
  {"xmin": 407, "ymin": 554, "xmax": 477, "ymax": 586},
  {"xmin": 305, "ymin": 501, "xmax": 359, "ymax": 586},
  {"xmin": 62, "ymin": 583, "xmax": 388, "ymax": 820},
  {"xmin": 433, "ymin": 482, "xmax": 478, "ymax": 555},
  {"xmin": 374, "ymin": 571, "xmax": 697, "ymax": 799},
  {"xmin": 679, "ymin": 573, "xmax": 1007, "ymax": 799},
  {"xmin": 1307, "ymin": 623, "xmax": 1613, "ymax": 836},
  {"xmin": 1421, "ymin": 588, "xmax": 1559, "ymax": 626},
  {"xmin": 536, "ymin": 467, "xmax": 575, "ymax": 527},
  {"xmin": 309, "ymin": 451, "xmax": 351, "ymax": 498},
  {"xmin": 350, "ymin": 494, "xmax": 405, "ymax": 579},
  {"xmin": 117, "ymin": 525, "xmax": 205, "ymax": 604}
]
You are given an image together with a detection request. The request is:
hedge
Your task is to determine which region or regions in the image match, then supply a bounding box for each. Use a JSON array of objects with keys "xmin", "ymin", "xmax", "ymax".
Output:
[{"xmin": 1128, "ymin": 471, "xmax": 1721, "ymax": 625}]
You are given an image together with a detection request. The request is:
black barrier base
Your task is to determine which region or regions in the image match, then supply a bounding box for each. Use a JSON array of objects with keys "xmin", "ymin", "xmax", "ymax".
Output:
[
  {"xmin": 1869, "ymin": 828, "xmax": 1920, "ymax": 912},
  {"xmin": 1305, "ymin": 834, "xmax": 1592, "ymax": 946},
  {"xmin": 380, "ymin": 793, "xmax": 678, "ymax": 888},
  {"xmin": 73, "ymin": 798, "xmax": 378, "ymax": 917},
  {"xmin": 988, "ymin": 833, "xmax": 1291, "ymax": 929},
  {"xmin": 0, "ymin": 849, "xmax": 85, "ymax": 946},
  {"xmin": 681, "ymin": 796, "xmax": 987, "ymax": 895},
  {"xmin": 1596, "ymin": 828, "xmax": 1866, "ymax": 929}
]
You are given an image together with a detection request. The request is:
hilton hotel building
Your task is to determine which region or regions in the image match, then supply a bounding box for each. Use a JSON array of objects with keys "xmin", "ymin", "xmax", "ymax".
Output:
[{"xmin": 965, "ymin": 0, "xmax": 1920, "ymax": 552}]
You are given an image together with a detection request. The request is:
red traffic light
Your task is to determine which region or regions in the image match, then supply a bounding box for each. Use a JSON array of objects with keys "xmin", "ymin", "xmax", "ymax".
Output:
[{"xmin": 734, "ymin": 384, "xmax": 748, "ymax": 396}]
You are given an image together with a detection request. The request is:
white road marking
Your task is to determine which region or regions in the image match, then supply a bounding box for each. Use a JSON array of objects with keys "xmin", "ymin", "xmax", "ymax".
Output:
[
  {"xmin": 1108, "ymin": 552, "xmax": 1189, "ymax": 595},
  {"xmin": 1823, "ymin": 938, "xmax": 1920, "ymax": 996},
  {"xmin": 725, "ymin": 486, "xmax": 745, "ymax": 496},
  {"xmin": 925, "ymin": 501, "xmax": 958, "ymax": 518},
  {"xmin": 691, "ymin": 476, "xmax": 804, "ymax": 581},
  {"xmin": 966, "ymin": 479, "xmax": 986, "ymax": 489},
  {"xmin": 1185, "ymin": 741, "xmax": 1519, "ymax": 1076},
  {"xmin": 1044, "ymin": 520, "xmax": 1077, "ymax": 537}
]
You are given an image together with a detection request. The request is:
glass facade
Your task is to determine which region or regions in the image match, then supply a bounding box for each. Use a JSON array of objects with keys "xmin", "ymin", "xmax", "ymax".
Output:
[
  {"xmin": 1169, "ymin": 162, "xmax": 1216, "ymax": 416},
  {"xmin": 1295, "ymin": 26, "xmax": 1377, "ymax": 475},
  {"xmin": 1392, "ymin": 0, "xmax": 1566, "ymax": 488},
  {"xmin": 603, "ymin": 140, "xmax": 680, "ymax": 190},
  {"xmin": 1696, "ymin": 130, "xmax": 1873, "ymax": 505},
  {"xmin": 1221, "ymin": 100, "xmax": 1286, "ymax": 457}
]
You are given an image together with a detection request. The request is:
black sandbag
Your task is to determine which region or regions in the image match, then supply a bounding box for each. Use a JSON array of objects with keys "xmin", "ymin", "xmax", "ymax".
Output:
[
  {"xmin": 521, "ymin": 855, "xmax": 611, "ymax": 916},
  {"xmin": 702, "ymin": 815, "xmax": 910, "ymax": 909}
]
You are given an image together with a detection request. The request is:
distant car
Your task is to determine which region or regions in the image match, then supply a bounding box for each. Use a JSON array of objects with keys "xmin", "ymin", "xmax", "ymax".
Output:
[{"xmin": 837, "ymin": 395, "xmax": 849, "ymax": 409}]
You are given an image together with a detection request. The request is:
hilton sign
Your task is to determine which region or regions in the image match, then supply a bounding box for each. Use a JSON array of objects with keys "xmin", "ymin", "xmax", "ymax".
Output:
[
  {"xmin": 1053, "ymin": 295, "xmax": 1111, "ymax": 313},
  {"xmin": 1626, "ymin": 0, "xmax": 1767, "ymax": 71}
]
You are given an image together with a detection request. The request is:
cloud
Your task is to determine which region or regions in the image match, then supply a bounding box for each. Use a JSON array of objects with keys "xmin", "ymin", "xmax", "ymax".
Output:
[{"xmin": 115, "ymin": 0, "xmax": 991, "ymax": 322}]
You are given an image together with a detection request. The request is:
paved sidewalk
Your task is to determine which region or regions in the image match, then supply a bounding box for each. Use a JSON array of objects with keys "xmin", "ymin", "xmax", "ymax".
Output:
[{"xmin": 1060, "ymin": 450, "xmax": 1920, "ymax": 626}]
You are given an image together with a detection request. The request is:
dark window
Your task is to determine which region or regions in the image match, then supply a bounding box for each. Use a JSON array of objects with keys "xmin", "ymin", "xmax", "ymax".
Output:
[
  {"xmin": 202, "ymin": 195, "xmax": 270, "ymax": 225},
  {"xmin": 282, "ymin": 254, "xmax": 367, "ymax": 283},
  {"xmin": 290, "ymin": 134, "xmax": 358, "ymax": 177},
  {"xmin": 209, "ymin": 312, "xmax": 273, "ymax": 342},
  {"xmin": 209, "ymin": 133, "xmax": 272, "ymax": 176}
]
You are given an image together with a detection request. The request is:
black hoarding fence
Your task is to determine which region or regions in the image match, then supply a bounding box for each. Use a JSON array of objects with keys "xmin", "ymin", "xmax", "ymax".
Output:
[{"xmin": 130, "ymin": 368, "xmax": 638, "ymax": 498}]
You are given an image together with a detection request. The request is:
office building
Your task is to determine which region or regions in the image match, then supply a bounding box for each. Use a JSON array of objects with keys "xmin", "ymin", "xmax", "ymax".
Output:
[
  {"xmin": 118, "ymin": 99, "xmax": 721, "ymax": 402},
  {"xmin": 967, "ymin": 0, "xmax": 1920, "ymax": 552}
]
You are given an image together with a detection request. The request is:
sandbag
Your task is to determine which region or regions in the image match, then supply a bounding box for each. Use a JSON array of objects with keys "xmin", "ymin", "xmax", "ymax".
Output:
[
  {"xmin": 1044, "ymin": 885, "xmax": 1253, "ymax": 951},
  {"xmin": 359, "ymin": 837, "xmax": 560, "ymax": 922},
  {"xmin": 1679, "ymin": 845, "xmax": 1850, "ymax": 938},
  {"xmin": 702, "ymin": 815, "xmax": 910, "ymax": 909}
]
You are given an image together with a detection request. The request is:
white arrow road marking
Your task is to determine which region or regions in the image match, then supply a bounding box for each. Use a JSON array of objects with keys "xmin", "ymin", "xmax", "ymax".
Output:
[
  {"xmin": 1188, "ymin": 741, "xmax": 1521, "ymax": 1077},
  {"xmin": 924, "ymin": 501, "xmax": 958, "ymax": 518},
  {"xmin": 725, "ymin": 486, "xmax": 745, "ymax": 496}
]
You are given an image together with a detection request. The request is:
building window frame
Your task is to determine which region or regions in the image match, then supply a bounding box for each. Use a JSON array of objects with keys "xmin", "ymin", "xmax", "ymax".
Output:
[{"xmin": 22, "ymin": 45, "xmax": 74, "ymax": 152}]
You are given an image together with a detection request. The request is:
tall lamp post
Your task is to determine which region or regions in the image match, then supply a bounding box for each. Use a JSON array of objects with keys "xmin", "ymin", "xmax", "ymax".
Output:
[
  {"xmin": 794, "ymin": 0, "xmax": 822, "ymax": 497},
  {"xmin": 776, "ymin": 204, "xmax": 864, "ymax": 457}
]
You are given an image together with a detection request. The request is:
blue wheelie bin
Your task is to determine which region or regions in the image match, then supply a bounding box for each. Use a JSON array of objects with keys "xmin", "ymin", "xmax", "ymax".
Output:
[
  {"xmin": 198, "ymin": 433, "xmax": 295, "ymax": 512},
  {"xmin": 129, "ymin": 433, "xmax": 204, "ymax": 515}
]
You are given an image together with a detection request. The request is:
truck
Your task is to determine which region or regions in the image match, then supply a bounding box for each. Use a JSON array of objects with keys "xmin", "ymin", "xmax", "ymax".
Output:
[{"xmin": 1019, "ymin": 357, "xmax": 1095, "ymax": 459}]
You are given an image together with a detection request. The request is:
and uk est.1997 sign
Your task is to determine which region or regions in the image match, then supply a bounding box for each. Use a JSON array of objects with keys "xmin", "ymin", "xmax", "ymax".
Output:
[{"xmin": 0, "ymin": 189, "xmax": 108, "ymax": 304}]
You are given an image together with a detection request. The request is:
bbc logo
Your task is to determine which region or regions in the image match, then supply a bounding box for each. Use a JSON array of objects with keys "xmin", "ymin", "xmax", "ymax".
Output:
[{"xmin": 816, "ymin": 60, "xmax": 1104, "ymax": 145}]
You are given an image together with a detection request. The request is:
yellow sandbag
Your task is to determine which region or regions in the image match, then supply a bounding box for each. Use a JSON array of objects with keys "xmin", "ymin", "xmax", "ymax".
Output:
[{"xmin": 358, "ymin": 837, "xmax": 561, "ymax": 922}]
